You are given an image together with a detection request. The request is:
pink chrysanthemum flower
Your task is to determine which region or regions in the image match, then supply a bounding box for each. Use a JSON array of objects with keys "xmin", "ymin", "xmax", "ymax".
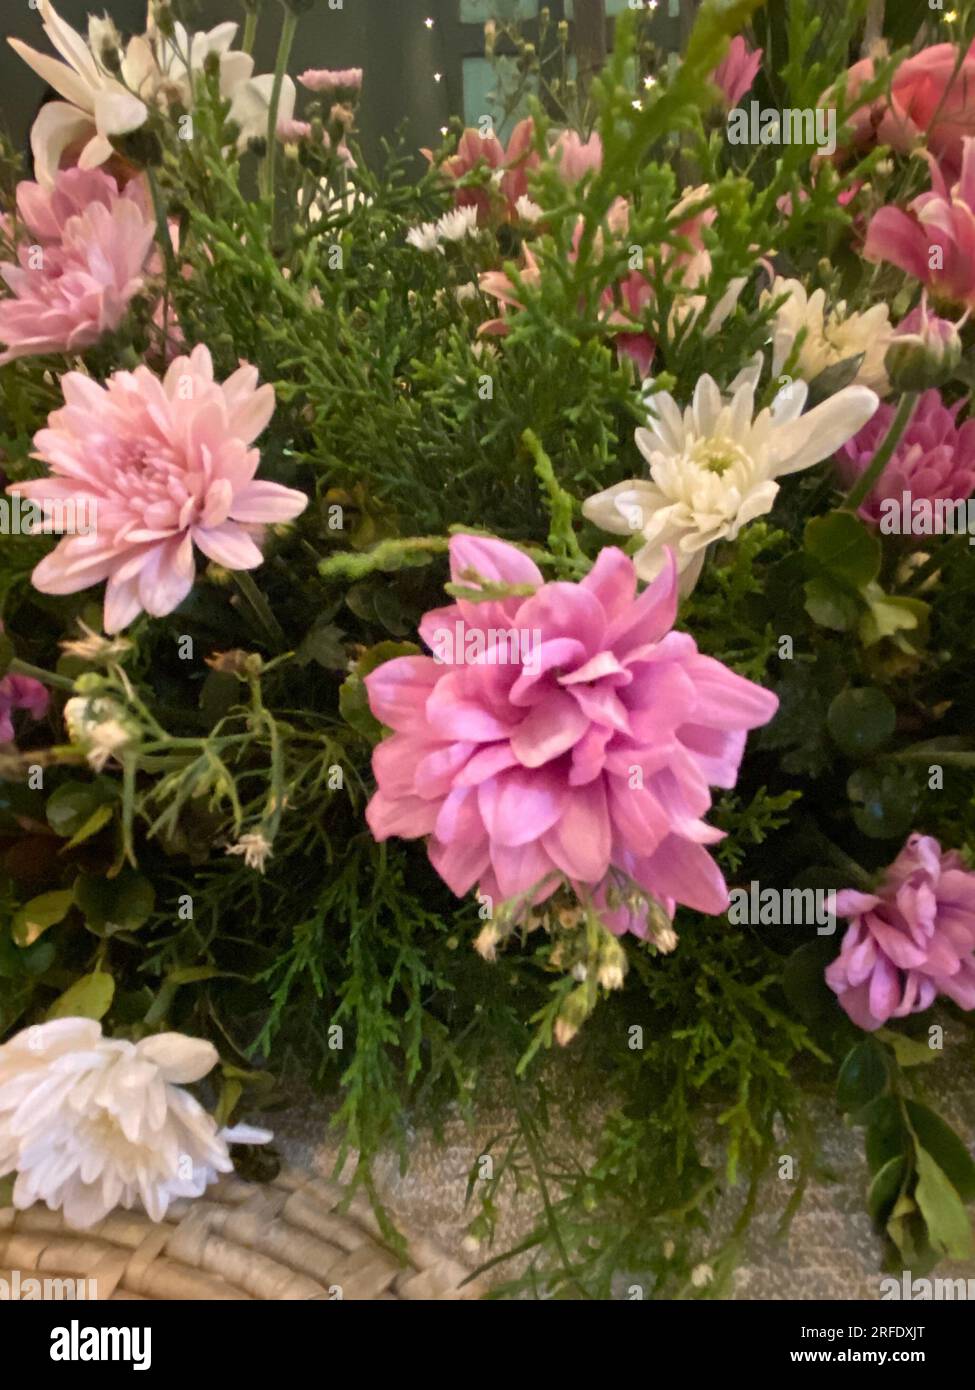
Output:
[
  {"xmin": 835, "ymin": 387, "xmax": 975, "ymax": 525},
  {"xmin": 0, "ymin": 673, "xmax": 49, "ymax": 742},
  {"xmin": 365, "ymin": 536, "xmax": 778, "ymax": 927},
  {"xmin": 0, "ymin": 167, "xmax": 155, "ymax": 364},
  {"xmin": 826, "ymin": 834, "xmax": 975, "ymax": 1031},
  {"xmin": 710, "ymin": 36, "xmax": 763, "ymax": 109},
  {"xmin": 7, "ymin": 345, "xmax": 308, "ymax": 632}
]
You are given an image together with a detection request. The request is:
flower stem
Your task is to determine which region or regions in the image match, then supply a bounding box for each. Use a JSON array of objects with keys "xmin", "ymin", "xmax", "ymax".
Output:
[
  {"xmin": 242, "ymin": 9, "xmax": 259, "ymax": 55},
  {"xmin": 233, "ymin": 571, "xmax": 288, "ymax": 651},
  {"xmin": 264, "ymin": 7, "xmax": 299, "ymax": 216},
  {"xmin": 8, "ymin": 658, "xmax": 75, "ymax": 693},
  {"xmin": 843, "ymin": 392, "xmax": 918, "ymax": 513}
]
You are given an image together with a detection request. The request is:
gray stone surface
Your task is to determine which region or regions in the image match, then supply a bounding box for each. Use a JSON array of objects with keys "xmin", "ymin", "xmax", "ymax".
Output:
[{"xmin": 274, "ymin": 1025, "xmax": 975, "ymax": 1300}]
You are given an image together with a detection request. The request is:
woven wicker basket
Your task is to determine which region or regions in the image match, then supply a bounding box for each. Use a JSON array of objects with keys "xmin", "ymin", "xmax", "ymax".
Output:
[{"xmin": 0, "ymin": 1167, "xmax": 485, "ymax": 1300}]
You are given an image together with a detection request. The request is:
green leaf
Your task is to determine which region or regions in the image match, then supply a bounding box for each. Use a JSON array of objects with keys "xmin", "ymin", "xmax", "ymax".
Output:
[
  {"xmin": 781, "ymin": 938, "xmax": 836, "ymax": 1022},
  {"xmin": 46, "ymin": 781, "xmax": 117, "ymax": 839},
  {"xmin": 827, "ymin": 687, "xmax": 896, "ymax": 756},
  {"xmin": 64, "ymin": 802, "xmax": 115, "ymax": 849},
  {"xmin": 297, "ymin": 621, "xmax": 348, "ymax": 670},
  {"xmin": 0, "ymin": 634, "xmax": 14, "ymax": 678},
  {"xmin": 905, "ymin": 1102, "xmax": 975, "ymax": 1202},
  {"xmin": 868, "ymin": 1154, "xmax": 906, "ymax": 1224},
  {"xmin": 847, "ymin": 767, "xmax": 918, "ymax": 841},
  {"xmin": 858, "ymin": 587, "xmax": 923, "ymax": 648},
  {"xmin": 837, "ymin": 1039, "xmax": 888, "ymax": 1113},
  {"xmin": 914, "ymin": 1147, "xmax": 974, "ymax": 1260},
  {"xmin": 47, "ymin": 969, "xmax": 115, "ymax": 1022},
  {"xmin": 805, "ymin": 353, "xmax": 865, "ymax": 409},
  {"xmin": 876, "ymin": 1030, "xmax": 937, "ymax": 1069},
  {"xmin": 804, "ymin": 576, "xmax": 860, "ymax": 632},
  {"xmin": 805, "ymin": 510, "xmax": 881, "ymax": 588},
  {"xmin": 11, "ymin": 889, "xmax": 75, "ymax": 947},
  {"xmin": 74, "ymin": 871, "xmax": 156, "ymax": 934},
  {"xmin": 865, "ymin": 1096, "xmax": 908, "ymax": 1174}
]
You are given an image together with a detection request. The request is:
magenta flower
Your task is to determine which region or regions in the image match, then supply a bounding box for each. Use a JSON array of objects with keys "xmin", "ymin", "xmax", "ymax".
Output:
[
  {"xmin": 0, "ymin": 673, "xmax": 49, "ymax": 743},
  {"xmin": 864, "ymin": 136, "xmax": 975, "ymax": 310},
  {"xmin": 0, "ymin": 167, "xmax": 155, "ymax": 365},
  {"xmin": 298, "ymin": 68, "xmax": 363, "ymax": 95},
  {"xmin": 835, "ymin": 387, "xmax": 975, "ymax": 526},
  {"xmin": 710, "ymin": 36, "xmax": 763, "ymax": 109},
  {"xmin": 7, "ymin": 345, "xmax": 308, "ymax": 632},
  {"xmin": 364, "ymin": 537, "xmax": 778, "ymax": 927},
  {"xmin": 826, "ymin": 834, "xmax": 975, "ymax": 1031}
]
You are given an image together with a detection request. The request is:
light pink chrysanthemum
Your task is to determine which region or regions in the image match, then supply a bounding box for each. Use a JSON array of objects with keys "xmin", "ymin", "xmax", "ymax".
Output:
[
  {"xmin": 0, "ymin": 167, "xmax": 155, "ymax": 364},
  {"xmin": 7, "ymin": 345, "xmax": 308, "ymax": 632},
  {"xmin": 365, "ymin": 536, "xmax": 778, "ymax": 928},
  {"xmin": 298, "ymin": 68, "xmax": 363, "ymax": 94},
  {"xmin": 826, "ymin": 834, "xmax": 975, "ymax": 1031},
  {"xmin": 710, "ymin": 36, "xmax": 763, "ymax": 109}
]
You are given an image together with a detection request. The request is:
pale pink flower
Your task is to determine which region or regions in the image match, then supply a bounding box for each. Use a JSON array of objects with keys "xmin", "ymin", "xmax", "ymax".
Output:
[
  {"xmin": 827, "ymin": 834, "xmax": 975, "ymax": 1030},
  {"xmin": 710, "ymin": 36, "xmax": 762, "ymax": 109},
  {"xmin": 365, "ymin": 536, "xmax": 778, "ymax": 926},
  {"xmin": 298, "ymin": 68, "xmax": 363, "ymax": 95},
  {"xmin": 864, "ymin": 137, "xmax": 975, "ymax": 310},
  {"xmin": 0, "ymin": 167, "xmax": 155, "ymax": 364},
  {"xmin": 277, "ymin": 118, "xmax": 312, "ymax": 143},
  {"xmin": 550, "ymin": 130, "xmax": 603, "ymax": 182},
  {"xmin": 7, "ymin": 345, "xmax": 308, "ymax": 632}
]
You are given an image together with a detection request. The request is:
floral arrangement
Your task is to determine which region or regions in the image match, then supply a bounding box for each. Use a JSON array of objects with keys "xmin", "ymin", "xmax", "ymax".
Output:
[{"xmin": 1, "ymin": 0, "xmax": 975, "ymax": 1297}]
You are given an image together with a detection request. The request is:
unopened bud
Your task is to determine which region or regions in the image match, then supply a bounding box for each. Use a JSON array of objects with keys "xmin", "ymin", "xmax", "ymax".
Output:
[{"xmin": 885, "ymin": 296, "xmax": 964, "ymax": 391}]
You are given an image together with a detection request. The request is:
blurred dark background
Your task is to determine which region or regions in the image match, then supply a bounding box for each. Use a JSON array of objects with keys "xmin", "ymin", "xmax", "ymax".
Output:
[{"xmin": 0, "ymin": 1, "xmax": 685, "ymax": 171}]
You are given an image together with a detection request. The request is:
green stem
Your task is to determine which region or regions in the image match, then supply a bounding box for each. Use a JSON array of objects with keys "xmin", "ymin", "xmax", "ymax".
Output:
[
  {"xmin": 264, "ymin": 7, "xmax": 299, "ymax": 215},
  {"xmin": 8, "ymin": 658, "xmax": 75, "ymax": 693},
  {"xmin": 242, "ymin": 8, "xmax": 259, "ymax": 55},
  {"xmin": 843, "ymin": 393, "xmax": 918, "ymax": 513},
  {"xmin": 233, "ymin": 570, "xmax": 288, "ymax": 651}
]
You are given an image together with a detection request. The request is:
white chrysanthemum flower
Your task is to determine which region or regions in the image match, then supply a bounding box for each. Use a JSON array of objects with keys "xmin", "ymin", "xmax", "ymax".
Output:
[
  {"xmin": 436, "ymin": 206, "xmax": 479, "ymax": 243},
  {"xmin": 583, "ymin": 372, "xmax": 879, "ymax": 594},
  {"xmin": 0, "ymin": 1019, "xmax": 271, "ymax": 1229},
  {"xmin": 226, "ymin": 832, "xmax": 273, "ymax": 873},
  {"xmin": 763, "ymin": 277, "xmax": 893, "ymax": 395},
  {"xmin": 406, "ymin": 221, "xmax": 443, "ymax": 253}
]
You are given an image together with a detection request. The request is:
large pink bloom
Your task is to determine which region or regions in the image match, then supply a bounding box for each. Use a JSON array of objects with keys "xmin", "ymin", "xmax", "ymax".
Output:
[
  {"xmin": 835, "ymin": 387, "xmax": 975, "ymax": 526},
  {"xmin": 826, "ymin": 834, "xmax": 975, "ymax": 1031},
  {"xmin": 7, "ymin": 345, "xmax": 308, "ymax": 632},
  {"xmin": 864, "ymin": 136, "xmax": 975, "ymax": 309},
  {"xmin": 839, "ymin": 41, "xmax": 975, "ymax": 178},
  {"xmin": 365, "ymin": 537, "xmax": 778, "ymax": 927},
  {"xmin": 711, "ymin": 36, "xmax": 762, "ymax": 109},
  {"xmin": 0, "ymin": 167, "xmax": 155, "ymax": 364}
]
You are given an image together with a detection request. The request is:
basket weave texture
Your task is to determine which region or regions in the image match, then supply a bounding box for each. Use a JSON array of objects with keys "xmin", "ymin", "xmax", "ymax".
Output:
[{"xmin": 0, "ymin": 1167, "xmax": 484, "ymax": 1300}]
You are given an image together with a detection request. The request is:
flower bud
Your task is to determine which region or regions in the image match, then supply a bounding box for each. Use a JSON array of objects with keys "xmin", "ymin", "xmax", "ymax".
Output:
[{"xmin": 885, "ymin": 298, "xmax": 965, "ymax": 392}]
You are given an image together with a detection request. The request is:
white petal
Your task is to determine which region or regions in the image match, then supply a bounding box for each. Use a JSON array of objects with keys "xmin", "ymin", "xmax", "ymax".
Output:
[
  {"xmin": 769, "ymin": 385, "xmax": 879, "ymax": 477},
  {"xmin": 93, "ymin": 87, "xmax": 148, "ymax": 137},
  {"xmin": 136, "ymin": 1034, "xmax": 219, "ymax": 1084}
]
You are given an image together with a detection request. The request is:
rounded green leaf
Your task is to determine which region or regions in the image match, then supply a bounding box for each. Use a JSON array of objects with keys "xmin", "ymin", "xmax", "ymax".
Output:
[
  {"xmin": 827, "ymin": 687, "xmax": 896, "ymax": 756},
  {"xmin": 837, "ymin": 1039, "xmax": 888, "ymax": 1113},
  {"xmin": 47, "ymin": 970, "xmax": 115, "ymax": 1022}
]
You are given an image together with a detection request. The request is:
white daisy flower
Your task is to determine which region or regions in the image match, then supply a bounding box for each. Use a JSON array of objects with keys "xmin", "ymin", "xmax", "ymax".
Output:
[
  {"xmin": 516, "ymin": 194, "xmax": 544, "ymax": 224},
  {"xmin": 406, "ymin": 221, "xmax": 442, "ymax": 253},
  {"xmin": 435, "ymin": 205, "xmax": 479, "ymax": 243},
  {"xmin": 583, "ymin": 371, "xmax": 879, "ymax": 594},
  {"xmin": 762, "ymin": 277, "xmax": 893, "ymax": 395}
]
